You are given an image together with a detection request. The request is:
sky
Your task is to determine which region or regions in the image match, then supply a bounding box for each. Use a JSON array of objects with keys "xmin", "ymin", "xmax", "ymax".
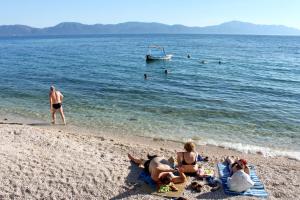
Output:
[{"xmin": 1, "ymin": 0, "xmax": 300, "ymax": 29}]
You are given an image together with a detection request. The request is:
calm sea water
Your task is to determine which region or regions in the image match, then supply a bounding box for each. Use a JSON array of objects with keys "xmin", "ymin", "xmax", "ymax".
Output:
[{"xmin": 0, "ymin": 34, "xmax": 299, "ymax": 159}]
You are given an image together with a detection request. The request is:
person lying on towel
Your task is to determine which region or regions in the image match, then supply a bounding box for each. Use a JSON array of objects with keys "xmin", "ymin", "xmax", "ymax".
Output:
[
  {"xmin": 128, "ymin": 153, "xmax": 187, "ymax": 185},
  {"xmin": 225, "ymin": 157, "xmax": 254, "ymax": 192}
]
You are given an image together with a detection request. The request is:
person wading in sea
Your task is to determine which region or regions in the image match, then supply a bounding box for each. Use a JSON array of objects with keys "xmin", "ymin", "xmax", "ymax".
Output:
[{"xmin": 49, "ymin": 85, "xmax": 66, "ymax": 125}]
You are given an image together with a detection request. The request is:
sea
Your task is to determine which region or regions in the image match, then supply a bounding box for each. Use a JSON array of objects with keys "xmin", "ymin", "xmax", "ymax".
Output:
[{"xmin": 0, "ymin": 34, "xmax": 299, "ymax": 160}]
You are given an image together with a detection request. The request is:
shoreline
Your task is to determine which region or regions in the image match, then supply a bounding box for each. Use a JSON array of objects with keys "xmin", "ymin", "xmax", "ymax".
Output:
[{"xmin": 1, "ymin": 111, "xmax": 299, "ymax": 161}]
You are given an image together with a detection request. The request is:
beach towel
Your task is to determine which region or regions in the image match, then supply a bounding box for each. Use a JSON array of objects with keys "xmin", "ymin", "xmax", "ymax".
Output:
[
  {"xmin": 138, "ymin": 171, "xmax": 189, "ymax": 198},
  {"xmin": 138, "ymin": 171, "xmax": 157, "ymax": 189},
  {"xmin": 218, "ymin": 163, "xmax": 268, "ymax": 197}
]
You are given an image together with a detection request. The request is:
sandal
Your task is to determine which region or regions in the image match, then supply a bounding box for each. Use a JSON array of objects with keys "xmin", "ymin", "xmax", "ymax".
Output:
[
  {"xmin": 196, "ymin": 184, "xmax": 202, "ymax": 192},
  {"xmin": 191, "ymin": 181, "xmax": 203, "ymax": 192},
  {"xmin": 203, "ymin": 156, "xmax": 209, "ymax": 162},
  {"xmin": 191, "ymin": 181, "xmax": 198, "ymax": 190}
]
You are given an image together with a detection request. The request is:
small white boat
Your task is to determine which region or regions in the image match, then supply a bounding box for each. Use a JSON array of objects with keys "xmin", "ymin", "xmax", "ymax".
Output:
[{"xmin": 146, "ymin": 46, "xmax": 173, "ymax": 61}]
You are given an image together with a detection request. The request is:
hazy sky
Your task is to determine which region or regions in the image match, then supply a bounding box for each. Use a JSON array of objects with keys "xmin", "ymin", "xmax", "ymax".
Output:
[{"xmin": 1, "ymin": 0, "xmax": 300, "ymax": 29}]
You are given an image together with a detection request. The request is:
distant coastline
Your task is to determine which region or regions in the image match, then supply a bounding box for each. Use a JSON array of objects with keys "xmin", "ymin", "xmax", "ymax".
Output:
[{"xmin": 1, "ymin": 21, "xmax": 300, "ymax": 37}]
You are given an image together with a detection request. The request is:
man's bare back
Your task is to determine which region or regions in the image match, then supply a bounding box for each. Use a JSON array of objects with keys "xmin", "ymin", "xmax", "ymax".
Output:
[
  {"xmin": 49, "ymin": 86, "xmax": 66, "ymax": 125},
  {"xmin": 49, "ymin": 90, "xmax": 63, "ymax": 104},
  {"xmin": 149, "ymin": 157, "xmax": 174, "ymax": 181}
]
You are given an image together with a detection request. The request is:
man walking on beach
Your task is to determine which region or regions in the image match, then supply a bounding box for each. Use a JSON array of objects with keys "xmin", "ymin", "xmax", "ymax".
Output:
[{"xmin": 49, "ymin": 85, "xmax": 66, "ymax": 125}]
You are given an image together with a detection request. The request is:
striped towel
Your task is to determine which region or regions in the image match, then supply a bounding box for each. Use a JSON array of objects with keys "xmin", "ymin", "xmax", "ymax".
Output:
[{"xmin": 218, "ymin": 163, "xmax": 268, "ymax": 197}]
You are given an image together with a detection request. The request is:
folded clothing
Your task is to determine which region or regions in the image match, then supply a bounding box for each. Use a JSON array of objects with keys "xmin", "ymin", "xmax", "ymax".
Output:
[{"xmin": 197, "ymin": 154, "xmax": 208, "ymax": 162}]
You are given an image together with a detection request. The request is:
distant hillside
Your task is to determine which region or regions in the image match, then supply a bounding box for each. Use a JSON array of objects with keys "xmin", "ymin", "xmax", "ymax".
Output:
[{"xmin": 1, "ymin": 21, "xmax": 300, "ymax": 36}]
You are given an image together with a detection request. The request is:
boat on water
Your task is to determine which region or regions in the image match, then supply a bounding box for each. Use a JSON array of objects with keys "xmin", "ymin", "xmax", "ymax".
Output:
[{"xmin": 145, "ymin": 46, "xmax": 173, "ymax": 61}]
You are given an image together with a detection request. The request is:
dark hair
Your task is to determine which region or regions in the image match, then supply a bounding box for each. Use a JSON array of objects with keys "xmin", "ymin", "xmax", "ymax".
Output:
[
  {"xmin": 236, "ymin": 162, "xmax": 243, "ymax": 170},
  {"xmin": 159, "ymin": 174, "xmax": 172, "ymax": 185},
  {"xmin": 50, "ymin": 86, "xmax": 55, "ymax": 91},
  {"xmin": 232, "ymin": 161, "xmax": 243, "ymax": 170},
  {"xmin": 143, "ymin": 154, "xmax": 158, "ymax": 174}
]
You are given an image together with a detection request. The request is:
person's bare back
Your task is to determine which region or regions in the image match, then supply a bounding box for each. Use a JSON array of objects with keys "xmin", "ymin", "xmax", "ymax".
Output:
[
  {"xmin": 49, "ymin": 86, "xmax": 66, "ymax": 125},
  {"xmin": 149, "ymin": 157, "xmax": 173, "ymax": 181},
  {"xmin": 49, "ymin": 90, "xmax": 63, "ymax": 104}
]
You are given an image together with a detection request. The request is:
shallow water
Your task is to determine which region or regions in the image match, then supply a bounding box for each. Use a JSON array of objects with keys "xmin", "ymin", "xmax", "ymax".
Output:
[{"xmin": 0, "ymin": 34, "xmax": 299, "ymax": 159}]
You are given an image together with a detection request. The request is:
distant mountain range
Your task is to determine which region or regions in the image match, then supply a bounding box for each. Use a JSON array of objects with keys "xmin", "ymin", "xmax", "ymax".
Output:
[{"xmin": 1, "ymin": 21, "xmax": 300, "ymax": 36}]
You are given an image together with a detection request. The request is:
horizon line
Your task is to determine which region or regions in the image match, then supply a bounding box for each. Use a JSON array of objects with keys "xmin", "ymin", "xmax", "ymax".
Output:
[{"xmin": 1, "ymin": 20, "xmax": 299, "ymax": 30}]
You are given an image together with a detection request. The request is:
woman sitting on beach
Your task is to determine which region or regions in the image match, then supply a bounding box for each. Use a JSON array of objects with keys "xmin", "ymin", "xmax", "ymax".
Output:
[
  {"xmin": 226, "ymin": 156, "xmax": 254, "ymax": 192},
  {"xmin": 128, "ymin": 154, "xmax": 187, "ymax": 185},
  {"xmin": 176, "ymin": 142, "xmax": 199, "ymax": 173}
]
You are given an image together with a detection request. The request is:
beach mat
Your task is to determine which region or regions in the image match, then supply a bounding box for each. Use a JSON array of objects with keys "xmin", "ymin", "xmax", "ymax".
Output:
[
  {"xmin": 138, "ymin": 171, "xmax": 156, "ymax": 189},
  {"xmin": 139, "ymin": 171, "xmax": 188, "ymax": 198},
  {"xmin": 218, "ymin": 163, "xmax": 268, "ymax": 197}
]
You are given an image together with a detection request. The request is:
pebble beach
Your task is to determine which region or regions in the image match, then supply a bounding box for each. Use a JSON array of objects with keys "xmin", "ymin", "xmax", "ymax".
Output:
[{"xmin": 0, "ymin": 117, "xmax": 299, "ymax": 200}]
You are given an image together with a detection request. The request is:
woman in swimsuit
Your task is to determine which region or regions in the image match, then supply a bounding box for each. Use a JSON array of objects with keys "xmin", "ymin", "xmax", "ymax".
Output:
[
  {"xmin": 49, "ymin": 85, "xmax": 66, "ymax": 125},
  {"xmin": 176, "ymin": 142, "xmax": 199, "ymax": 173}
]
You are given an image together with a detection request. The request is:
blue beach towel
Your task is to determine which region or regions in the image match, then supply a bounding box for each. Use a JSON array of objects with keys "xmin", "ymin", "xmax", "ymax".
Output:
[
  {"xmin": 218, "ymin": 163, "xmax": 268, "ymax": 197},
  {"xmin": 138, "ymin": 171, "xmax": 157, "ymax": 189},
  {"xmin": 197, "ymin": 154, "xmax": 205, "ymax": 162}
]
